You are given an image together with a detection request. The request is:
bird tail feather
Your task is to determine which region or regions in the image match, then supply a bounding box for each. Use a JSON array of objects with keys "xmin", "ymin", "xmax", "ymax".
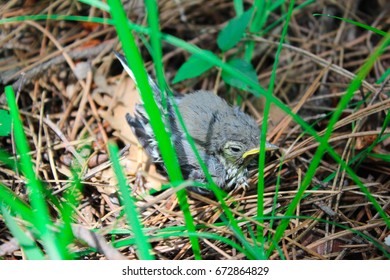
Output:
[{"xmin": 114, "ymin": 51, "xmax": 162, "ymax": 103}]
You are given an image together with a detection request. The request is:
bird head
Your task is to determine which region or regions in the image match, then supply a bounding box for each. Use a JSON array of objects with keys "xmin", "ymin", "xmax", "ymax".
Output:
[
  {"xmin": 210, "ymin": 106, "xmax": 278, "ymax": 169},
  {"xmin": 177, "ymin": 90, "xmax": 278, "ymax": 189}
]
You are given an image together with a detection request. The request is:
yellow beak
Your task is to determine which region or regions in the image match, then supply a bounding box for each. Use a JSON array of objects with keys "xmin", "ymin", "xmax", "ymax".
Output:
[{"xmin": 242, "ymin": 143, "xmax": 279, "ymax": 159}]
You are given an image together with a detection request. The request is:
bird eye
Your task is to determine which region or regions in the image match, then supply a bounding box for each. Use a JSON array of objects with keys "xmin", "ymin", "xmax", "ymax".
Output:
[
  {"xmin": 229, "ymin": 146, "xmax": 242, "ymax": 153},
  {"xmin": 224, "ymin": 142, "xmax": 244, "ymax": 157}
]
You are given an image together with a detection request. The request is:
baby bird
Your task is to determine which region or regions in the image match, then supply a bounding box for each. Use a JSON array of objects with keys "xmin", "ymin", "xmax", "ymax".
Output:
[{"xmin": 115, "ymin": 52, "xmax": 278, "ymax": 194}]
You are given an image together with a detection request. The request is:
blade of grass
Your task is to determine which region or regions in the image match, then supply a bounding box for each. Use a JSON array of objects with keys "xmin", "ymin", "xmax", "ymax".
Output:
[
  {"xmin": 352, "ymin": 108, "xmax": 390, "ymax": 168},
  {"xmin": 0, "ymin": 149, "xmax": 17, "ymax": 170},
  {"xmin": 261, "ymin": 0, "xmax": 315, "ymax": 35},
  {"xmin": 144, "ymin": 0, "xmax": 168, "ymax": 109},
  {"xmin": 233, "ymin": 0, "xmax": 244, "ymax": 16},
  {"xmin": 1, "ymin": 206, "xmax": 45, "ymax": 260},
  {"xmin": 257, "ymin": 0, "xmax": 294, "ymax": 244},
  {"xmin": 107, "ymin": 0, "xmax": 183, "ymax": 184},
  {"xmin": 78, "ymin": 0, "xmax": 109, "ymax": 11},
  {"xmin": 244, "ymin": 0, "xmax": 269, "ymax": 61},
  {"xmin": 57, "ymin": 168, "xmax": 83, "ymax": 257},
  {"xmin": 250, "ymin": 0, "xmax": 269, "ymax": 34},
  {"xmin": 377, "ymin": 67, "xmax": 390, "ymax": 84},
  {"xmin": 5, "ymin": 86, "xmax": 67, "ymax": 259},
  {"xmin": 108, "ymin": 142, "xmax": 153, "ymax": 260},
  {"xmin": 313, "ymin": 13, "xmax": 388, "ymax": 37},
  {"xmin": 0, "ymin": 184, "xmax": 34, "ymax": 221}
]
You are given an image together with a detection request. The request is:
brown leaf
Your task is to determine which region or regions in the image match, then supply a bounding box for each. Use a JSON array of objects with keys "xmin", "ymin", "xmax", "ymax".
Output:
[
  {"xmin": 355, "ymin": 135, "xmax": 377, "ymax": 150},
  {"xmin": 81, "ymin": 22, "xmax": 101, "ymax": 32},
  {"xmin": 97, "ymin": 77, "xmax": 166, "ymax": 191}
]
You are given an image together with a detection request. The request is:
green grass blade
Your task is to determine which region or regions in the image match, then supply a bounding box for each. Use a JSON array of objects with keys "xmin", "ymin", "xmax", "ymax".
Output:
[
  {"xmin": 257, "ymin": 0, "xmax": 295, "ymax": 244},
  {"xmin": 368, "ymin": 152, "xmax": 390, "ymax": 161},
  {"xmin": 352, "ymin": 112, "xmax": 390, "ymax": 168},
  {"xmin": 107, "ymin": 0, "xmax": 183, "ymax": 182},
  {"xmin": 261, "ymin": 0, "xmax": 315, "ymax": 35},
  {"xmin": 250, "ymin": 0, "xmax": 269, "ymax": 33},
  {"xmin": 78, "ymin": 0, "xmax": 109, "ymax": 11},
  {"xmin": 0, "ymin": 109, "xmax": 12, "ymax": 136},
  {"xmin": 0, "ymin": 149, "xmax": 17, "ymax": 170},
  {"xmin": 313, "ymin": 13, "xmax": 388, "ymax": 37},
  {"xmin": 108, "ymin": 142, "xmax": 153, "ymax": 260},
  {"xmin": 0, "ymin": 14, "xmax": 110, "ymax": 25},
  {"xmin": 233, "ymin": 0, "xmax": 244, "ymax": 16},
  {"xmin": 144, "ymin": 0, "xmax": 168, "ymax": 108},
  {"xmin": 377, "ymin": 67, "xmax": 390, "ymax": 84},
  {"xmin": 57, "ymin": 168, "xmax": 83, "ymax": 256},
  {"xmin": 5, "ymin": 86, "xmax": 66, "ymax": 259},
  {"xmin": 1, "ymin": 206, "xmax": 45, "ymax": 260},
  {"xmin": 0, "ymin": 183, "xmax": 34, "ymax": 221}
]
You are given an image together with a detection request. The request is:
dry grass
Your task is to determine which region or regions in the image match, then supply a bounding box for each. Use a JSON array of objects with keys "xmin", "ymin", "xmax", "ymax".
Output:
[{"xmin": 0, "ymin": 0, "xmax": 389, "ymax": 259}]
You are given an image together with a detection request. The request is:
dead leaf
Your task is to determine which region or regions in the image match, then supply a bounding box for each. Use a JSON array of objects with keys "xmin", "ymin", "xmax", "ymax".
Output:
[
  {"xmin": 96, "ymin": 76, "xmax": 165, "ymax": 192},
  {"xmin": 355, "ymin": 135, "xmax": 377, "ymax": 150}
]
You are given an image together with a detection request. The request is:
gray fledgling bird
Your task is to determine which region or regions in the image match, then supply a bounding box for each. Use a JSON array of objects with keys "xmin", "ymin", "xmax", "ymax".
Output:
[{"xmin": 115, "ymin": 52, "xmax": 278, "ymax": 194}]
